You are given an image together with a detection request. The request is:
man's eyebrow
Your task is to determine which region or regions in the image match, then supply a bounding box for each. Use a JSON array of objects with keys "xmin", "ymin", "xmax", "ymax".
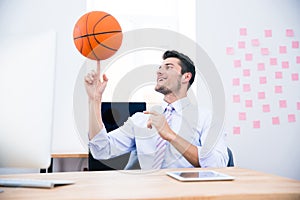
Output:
[
  {"xmin": 158, "ymin": 63, "xmax": 175, "ymax": 68},
  {"xmin": 165, "ymin": 63, "xmax": 175, "ymax": 66}
]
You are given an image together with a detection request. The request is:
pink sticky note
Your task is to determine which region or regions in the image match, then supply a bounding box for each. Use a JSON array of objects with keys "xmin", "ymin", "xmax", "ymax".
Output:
[
  {"xmin": 233, "ymin": 126, "xmax": 240, "ymax": 135},
  {"xmin": 238, "ymin": 112, "xmax": 246, "ymax": 120},
  {"xmin": 240, "ymin": 28, "xmax": 247, "ymax": 36},
  {"xmin": 243, "ymin": 69, "xmax": 250, "ymax": 77},
  {"xmin": 243, "ymin": 84, "xmax": 251, "ymax": 92},
  {"xmin": 257, "ymin": 63, "xmax": 265, "ymax": 71},
  {"xmin": 245, "ymin": 53, "xmax": 253, "ymax": 61},
  {"xmin": 253, "ymin": 120, "xmax": 260, "ymax": 128},
  {"xmin": 275, "ymin": 71, "xmax": 283, "ymax": 79},
  {"xmin": 291, "ymin": 73, "xmax": 299, "ymax": 81},
  {"xmin": 275, "ymin": 86, "xmax": 282, "ymax": 93},
  {"xmin": 270, "ymin": 58, "xmax": 278, "ymax": 65},
  {"xmin": 286, "ymin": 29, "xmax": 294, "ymax": 37},
  {"xmin": 288, "ymin": 114, "xmax": 296, "ymax": 122},
  {"xmin": 258, "ymin": 92, "xmax": 265, "ymax": 99},
  {"xmin": 226, "ymin": 47, "xmax": 234, "ymax": 55},
  {"xmin": 297, "ymin": 102, "xmax": 300, "ymax": 110},
  {"xmin": 238, "ymin": 41, "xmax": 246, "ymax": 48},
  {"xmin": 282, "ymin": 61, "xmax": 289, "ymax": 69},
  {"xmin": 265, "ymin": 30, "xmax": 272, "ymax": 37},
  {"xmin": 232, "ymin": 78, "xmax": 240, "ymax": 86},
  {"xmin": 279, "ymin": 46, "xmax": 287, "ymax": 54},
  {"xmin": 234, "ymin": 60, "xmax": 241, "ymax": 68},
  {"xmin": 259, "ymin": 76, "xmax": 267, "ymax": 84},
  {"xmin": 292, "ymin": 41, "xmax": 299, "ymax": 48},
  {"xmin": 272, "ymin": 117, "xmax": 280, "ymax": 125},
  {"xmin": 279, "ymin": 100, "xmax": 287, "ymax": 108},
  {"xmin": 245, "ymin": 100, "xmax": 253, "ymax": 108},
  {"xmin": 233, "ymin": 95, "xmax": 240, "ymax": 103},
  {"xmin": 261, "ymin": 48, "xmax": 269, "ymax": 55},
  {"xmin": 262, "ymin": 104, "xmax": 270, "ymax": 112},
  {"xmin": 297, "ymin": 56, "xmax": 300, "ymax": 64},
  {"xmin": 251, "ymin": 39, "xmax": 260, "ymax": 46}
]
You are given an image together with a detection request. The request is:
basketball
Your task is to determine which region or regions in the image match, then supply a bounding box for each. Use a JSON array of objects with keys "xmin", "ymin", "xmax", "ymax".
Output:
[{"xmin": 73, "ymin": 11, "xmax": 122, "ymax": 60}]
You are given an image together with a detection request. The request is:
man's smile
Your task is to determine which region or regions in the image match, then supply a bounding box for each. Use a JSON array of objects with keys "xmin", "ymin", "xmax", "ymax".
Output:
[{"xmin": 157, "ymin": 77, "xmax": 167, "ymax": 82}]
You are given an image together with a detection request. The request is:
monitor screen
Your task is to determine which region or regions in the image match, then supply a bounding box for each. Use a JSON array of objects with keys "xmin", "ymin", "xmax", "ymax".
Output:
[
  {"xmin": 89, "ymin": 102, "xmax": 146, "ymax": 171},
  {"xmin": 0, "ymin": 31, "xmax": 56, "ymax": 171},
  {"xmin": 101, "ymin": 102, "xmax": 147, "ymax": 132}
]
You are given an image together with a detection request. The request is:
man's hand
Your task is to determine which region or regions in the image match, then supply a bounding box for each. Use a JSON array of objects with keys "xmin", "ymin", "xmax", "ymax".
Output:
[
  {"xmin": 84, "ymin": 61, "xmax": 108, "ymax": 102},
  {"xmin": 144, "ymin": 109, "xmax": 200, "ymax": 167},
  {"xmin": 144, "ymin": 110, "xmax": 176, "ymax": 142}
]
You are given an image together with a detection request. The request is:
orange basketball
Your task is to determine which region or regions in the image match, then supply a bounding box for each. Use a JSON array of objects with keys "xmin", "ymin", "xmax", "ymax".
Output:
[{"xmin": 73, "ymin": 11, "xmax": 122, "ymax": 60}]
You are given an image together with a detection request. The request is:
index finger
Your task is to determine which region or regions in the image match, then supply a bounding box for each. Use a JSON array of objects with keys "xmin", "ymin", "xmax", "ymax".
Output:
[
  {"xmin": 143, "ymin": 111, "xmax": 159, "ymax": 116},
  {"xmin": 96, "ymin": 60, "xmax": 101, "ymax": 78}
]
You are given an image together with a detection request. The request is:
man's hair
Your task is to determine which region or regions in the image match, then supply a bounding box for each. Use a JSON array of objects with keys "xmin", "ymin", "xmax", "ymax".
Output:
[{"xmin": 162, "ymin": 50, "xmax": 196, "ymax": 88}]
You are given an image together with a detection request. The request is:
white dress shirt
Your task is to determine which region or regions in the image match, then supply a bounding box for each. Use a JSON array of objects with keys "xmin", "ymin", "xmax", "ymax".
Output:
[{"xmin": 89, "ymin": 97, "xmax": 229, "ymax": 170}]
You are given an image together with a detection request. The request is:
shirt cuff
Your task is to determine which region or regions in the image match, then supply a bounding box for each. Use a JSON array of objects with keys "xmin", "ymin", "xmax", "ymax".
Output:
[
  {"xmin": 89, "ymin": 128, "xmax": 108, "ymax": 143},
  {"xmin": 197, "ymin": 145, "xmax": 228, "ymax": 168},
  {"xmin": 196, "ymin": 145, "xmax": 204, "ymax": 167}
]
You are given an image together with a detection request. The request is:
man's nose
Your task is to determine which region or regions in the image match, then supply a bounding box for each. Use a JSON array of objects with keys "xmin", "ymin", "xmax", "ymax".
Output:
[{"xmin": 156, "ymin": 67, "xmax": 164, "ymax": 75}]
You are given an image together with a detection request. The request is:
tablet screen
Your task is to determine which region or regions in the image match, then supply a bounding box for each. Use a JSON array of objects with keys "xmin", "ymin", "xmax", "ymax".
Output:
[{"xmin": 166, "ymin": 170, "xmax": 234, "ymax": 181}]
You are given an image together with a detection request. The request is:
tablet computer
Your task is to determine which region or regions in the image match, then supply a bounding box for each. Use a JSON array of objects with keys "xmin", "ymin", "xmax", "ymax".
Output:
[{"xmin": 166, "ymin": 170, "xmax": 234, "ymax": 182}]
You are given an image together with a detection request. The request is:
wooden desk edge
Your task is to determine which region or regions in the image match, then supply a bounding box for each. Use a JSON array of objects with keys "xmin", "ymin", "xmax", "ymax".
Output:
[{"xmin": 51, "ymin": 153, "xmax": 88, "ymax": 158}]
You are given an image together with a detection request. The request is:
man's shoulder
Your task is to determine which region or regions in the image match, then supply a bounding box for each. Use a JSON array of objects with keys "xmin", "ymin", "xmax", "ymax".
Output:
[
  {"xmin": 197, "ymin": 107, "xmax": 212, "ymax": 118},
  {"xmin": 185, "ymin": 102, "xmax": 212, "ymax": 118}
]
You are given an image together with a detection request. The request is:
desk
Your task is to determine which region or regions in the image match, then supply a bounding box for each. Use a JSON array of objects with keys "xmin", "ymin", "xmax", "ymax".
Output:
[
  {"xmin": 1, "ymin": 167, "xmax": 300, "ymax": 199},
  {"xmin": 51, "ymin": 153, "xmax": 88, "ymax": 159},
  {"xmin": 40, "ymin": 153, "xmax": 89, "ymax": 173}
]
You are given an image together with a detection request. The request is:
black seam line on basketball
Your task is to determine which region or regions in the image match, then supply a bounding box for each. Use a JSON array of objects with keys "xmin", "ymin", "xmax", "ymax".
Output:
[
  {"xmin": 89, "ymin": 14, "xmax": 111, "ymax": 60},
  {"xmin": 86, "ymin": 13, "xmax": 99, "ymax": 60},
  {"xmin": 93, "ymin": 14, "xmax": 111, "ymax": 34},
  {"xmin": 94, "ymin": 39, "xmax": 118, "ymax": 51},
  {"xmin": 91, "ymin": 14, "xmax": 118, "ymax": 54},
  {"xmin": 73, "ymin": 31, "xmax": 122, "ymax": 40}
]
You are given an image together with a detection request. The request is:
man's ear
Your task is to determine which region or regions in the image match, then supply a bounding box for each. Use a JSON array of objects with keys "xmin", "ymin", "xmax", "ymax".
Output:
[{"xmin": 182, "ymin": 72, "xmax": 192, "ymax": 84}]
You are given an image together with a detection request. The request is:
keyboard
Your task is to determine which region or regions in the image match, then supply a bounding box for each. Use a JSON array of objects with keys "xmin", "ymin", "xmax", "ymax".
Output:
[{"xmin": 0, "ymin": 178, "xmax": 74, "ymax": 189}]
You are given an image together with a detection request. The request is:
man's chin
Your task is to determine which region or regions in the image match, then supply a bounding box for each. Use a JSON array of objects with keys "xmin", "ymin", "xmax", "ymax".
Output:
[{"xmin": 155, "ymin": 85, "xmax": 171, "ymax": 95}]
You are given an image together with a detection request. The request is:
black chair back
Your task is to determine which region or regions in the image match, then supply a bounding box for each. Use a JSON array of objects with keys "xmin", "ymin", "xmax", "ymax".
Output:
[{"xmin": 227, "ymin": 147, "xmax": 234, "ymax": 167}]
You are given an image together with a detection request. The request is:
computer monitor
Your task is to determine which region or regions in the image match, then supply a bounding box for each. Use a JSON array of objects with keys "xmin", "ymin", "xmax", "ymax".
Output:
[
  {"xmin": 0, "ymin": 31, "xmax": 56, "ymax": 172},
  {"xmin": 88, "ymin": 102, "xmax": 146, "ymax": 171}
]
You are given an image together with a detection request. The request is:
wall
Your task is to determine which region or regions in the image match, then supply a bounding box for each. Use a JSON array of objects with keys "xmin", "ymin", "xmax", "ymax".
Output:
[{"xmin": 196, "ymin": 0, "xmax": 300, "ymax": 180}]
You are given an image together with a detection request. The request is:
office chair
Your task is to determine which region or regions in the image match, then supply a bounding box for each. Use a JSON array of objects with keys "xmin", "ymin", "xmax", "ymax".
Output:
[{"xmin": 227, "ymin": 147, "xmax": 234, "ymax": 167}]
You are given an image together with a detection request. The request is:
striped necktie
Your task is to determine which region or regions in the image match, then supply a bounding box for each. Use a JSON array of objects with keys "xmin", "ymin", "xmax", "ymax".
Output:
[{"xmin": 152, "ymin": 104, "xmax": 174, "ymax": 169}]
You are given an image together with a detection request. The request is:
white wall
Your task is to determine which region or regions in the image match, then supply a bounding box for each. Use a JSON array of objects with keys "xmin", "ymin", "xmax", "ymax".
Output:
[{"xmin": 196, "ymin": 0, "xmax": 300, "ymax": 180}]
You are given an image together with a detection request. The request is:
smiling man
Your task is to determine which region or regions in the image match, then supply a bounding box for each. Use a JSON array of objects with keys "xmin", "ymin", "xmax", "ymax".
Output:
[{"xmin": 85, "ymin": 50, "xmax": 229, "ymax": 170}]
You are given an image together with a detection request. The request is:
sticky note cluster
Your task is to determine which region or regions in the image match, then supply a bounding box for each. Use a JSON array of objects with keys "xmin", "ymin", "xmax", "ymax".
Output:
[{"xmin": 226, "ymin": 28, "xmax": 300, "ymax": 134}]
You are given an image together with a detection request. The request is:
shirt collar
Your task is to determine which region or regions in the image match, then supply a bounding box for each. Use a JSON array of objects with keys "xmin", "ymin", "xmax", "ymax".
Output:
[{"xmin": 161, "ymin": 97, "xmax": 191, "ymax": 113}]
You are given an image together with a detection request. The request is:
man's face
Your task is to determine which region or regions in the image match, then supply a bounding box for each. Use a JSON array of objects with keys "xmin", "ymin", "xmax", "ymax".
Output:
[{"xmin": 155, "ymin": 57, "xmax": 183, "ymax": 95}]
